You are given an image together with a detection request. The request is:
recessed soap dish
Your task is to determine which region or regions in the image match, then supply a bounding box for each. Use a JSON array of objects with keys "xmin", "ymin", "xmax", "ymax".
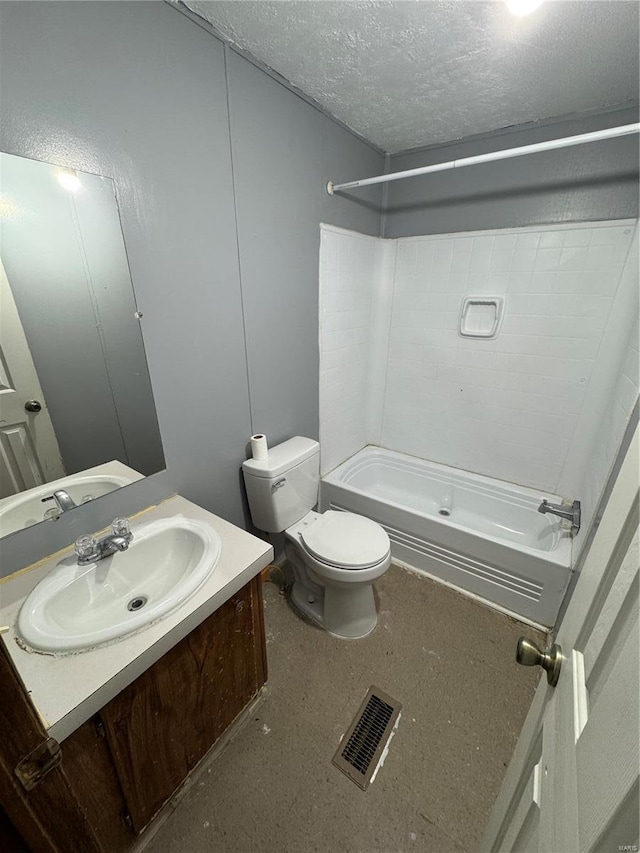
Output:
[{"xmin": 458, "ymin": 296, "xmax": 504, "ymax": 339}]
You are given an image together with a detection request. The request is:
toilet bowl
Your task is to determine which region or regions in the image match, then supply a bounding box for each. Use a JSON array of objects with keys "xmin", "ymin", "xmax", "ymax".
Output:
[
  {"xmin": 285, "ymin": 510, "xmax": 391, "ymax": 638},
  {"xmin": 241, "ymin": 437, "xmax": 391, "ymax": 639}
]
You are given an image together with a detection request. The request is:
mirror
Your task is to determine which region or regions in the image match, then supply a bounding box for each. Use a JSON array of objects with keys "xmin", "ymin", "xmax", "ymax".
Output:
[{"xmin": 0, "ymin": 152, "xmax": 165, "ymax": 537}]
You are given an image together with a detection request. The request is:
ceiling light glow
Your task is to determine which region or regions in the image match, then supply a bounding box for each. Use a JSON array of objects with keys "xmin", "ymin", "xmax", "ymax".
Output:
[
  {"xmin": 505, "ymin": 0, "xmax": 545, "ymax": 16},
  {"xmin": 57, "ymin": 170, "xmax": 82, "ymax": 192},
  {"xmin": 0, "ymin": 196, "xmax": 22, "ymax": 220}
]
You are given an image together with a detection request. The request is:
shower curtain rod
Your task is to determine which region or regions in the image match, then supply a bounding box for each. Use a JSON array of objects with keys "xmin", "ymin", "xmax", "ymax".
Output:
[{"xmin": 326, "ymin": 123, "xmax": 640, "ymax": 195}]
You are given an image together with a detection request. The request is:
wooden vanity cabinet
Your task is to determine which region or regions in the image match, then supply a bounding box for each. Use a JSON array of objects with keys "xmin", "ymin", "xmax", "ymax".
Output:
[
  {"xmin": 61, "ymin": 715, "xmax": 134, "ymax": 853},
  {"xmin": 1, "ymin": 575, "xmax": 267, "ymax": 853},
  {"xmin": 0, "ymin": 804, "xmax": 30, "ymax": 853},
  {"xmin": 97, "ymin": 575, "xmax": 267, "ymax": 833}
]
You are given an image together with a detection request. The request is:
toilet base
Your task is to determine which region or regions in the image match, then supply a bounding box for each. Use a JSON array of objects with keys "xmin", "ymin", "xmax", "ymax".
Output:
[
  {"xmin": 286, "ymin": 541, "xmax": 379, "ymax": 640},
  {"xmin": 290, "ymin": 580, "xmax": 377, "ymax": 640},
  {"xmin": 290, "ymin": 581, "xmax": 324, "ymax": 628}
]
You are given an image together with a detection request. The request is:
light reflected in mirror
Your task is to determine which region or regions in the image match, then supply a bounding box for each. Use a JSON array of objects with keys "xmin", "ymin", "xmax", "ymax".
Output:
[{"xmin": 0, "ymin": 153, "xmax": 165, "ymax": 538}]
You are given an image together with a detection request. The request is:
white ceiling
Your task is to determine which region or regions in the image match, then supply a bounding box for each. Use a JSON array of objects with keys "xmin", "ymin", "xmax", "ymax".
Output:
[{"xmin": 184, "ymin": 0, "xmax": 639, "ymax": 154}]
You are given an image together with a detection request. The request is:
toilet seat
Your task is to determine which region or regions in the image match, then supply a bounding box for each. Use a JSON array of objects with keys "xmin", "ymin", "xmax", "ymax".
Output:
[{"xmin": 299, "ymin": 510, "xmax": 390, "ymax": 570}]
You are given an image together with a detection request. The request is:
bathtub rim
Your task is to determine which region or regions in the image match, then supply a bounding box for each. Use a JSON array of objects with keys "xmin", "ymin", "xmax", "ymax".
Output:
[{"xmin": 322, "ymin": 445, "xmax": 573, "ymax": 569}]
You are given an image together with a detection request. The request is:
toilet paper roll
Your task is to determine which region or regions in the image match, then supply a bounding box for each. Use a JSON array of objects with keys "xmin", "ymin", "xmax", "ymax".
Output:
[{"xmin": 251, "ymin": 434, "xmax": 268, "ymax": 461}]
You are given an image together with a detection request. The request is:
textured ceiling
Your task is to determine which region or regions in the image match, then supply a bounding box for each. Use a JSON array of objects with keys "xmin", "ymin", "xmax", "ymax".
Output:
[{"xmin": 184, "ymin": 0, "xmax": 639, "ymax": 154}]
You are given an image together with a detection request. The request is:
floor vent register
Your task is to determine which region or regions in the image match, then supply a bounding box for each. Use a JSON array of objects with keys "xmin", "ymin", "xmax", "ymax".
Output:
[{"xmin": 332, "ymin": 685, "xmax": 402, "ymax": 790}]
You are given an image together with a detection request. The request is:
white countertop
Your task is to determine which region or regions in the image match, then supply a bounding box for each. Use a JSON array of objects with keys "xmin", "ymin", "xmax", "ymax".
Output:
[{"xmin": 0, "ymin": 496, "xmax": 273, "ymax": 742}]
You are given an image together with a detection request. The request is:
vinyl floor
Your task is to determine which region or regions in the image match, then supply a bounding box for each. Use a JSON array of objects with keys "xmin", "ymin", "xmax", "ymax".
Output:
[{"xmin": 146, "ymin": 565, "xmax": 544, "ymax": 853}]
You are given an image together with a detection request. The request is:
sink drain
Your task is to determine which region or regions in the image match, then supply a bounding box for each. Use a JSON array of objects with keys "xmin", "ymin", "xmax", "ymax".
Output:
[
  {"xmin": 127, "ymin": 595, "xmax": 148, "ymax": 612},
  {"xmin": 439, "ymin": 508, "xmax": 451, "ymax": 517}
]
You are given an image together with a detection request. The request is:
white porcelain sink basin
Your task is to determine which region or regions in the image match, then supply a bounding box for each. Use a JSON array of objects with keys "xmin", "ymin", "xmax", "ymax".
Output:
[
  {"xmin": 17, "ymin": 515, "xmax": 221, "ymax": 653},
  {"xmin": 0, "ymin": 461, "xmax": 143, "ymax": 537}
]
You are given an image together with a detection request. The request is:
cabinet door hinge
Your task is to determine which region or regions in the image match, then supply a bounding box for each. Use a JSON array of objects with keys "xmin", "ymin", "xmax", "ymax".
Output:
[{"xmin": 15, "ymin": 737, "xmax": 62, "ymax": 791}]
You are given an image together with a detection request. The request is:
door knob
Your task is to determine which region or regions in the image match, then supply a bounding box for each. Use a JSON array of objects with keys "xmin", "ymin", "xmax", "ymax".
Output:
[
  {"xmin": 516, "ymin": 637, "xmax": 562, "ymax": 687},
  {"xmin": 24, "ymin": 400, "xmax": 42, "ymax": 413}
]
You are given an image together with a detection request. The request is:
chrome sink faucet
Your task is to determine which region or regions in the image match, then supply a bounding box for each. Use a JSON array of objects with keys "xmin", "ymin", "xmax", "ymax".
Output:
[
  {"xmin": 538, "ymin": 499, "xmax": 581, "ymax": 537},
  {"xmin": 75, "ymin": 518, "xmax": 133, "ymax": 565},
  {"xmin": 42, "ymin": 490, "xmax": 77, "ymax": 513}
]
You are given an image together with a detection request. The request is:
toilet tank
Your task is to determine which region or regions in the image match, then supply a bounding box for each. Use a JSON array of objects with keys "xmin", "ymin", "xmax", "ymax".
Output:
[{"xmin": 242, "ymin": 437, "xmax": 319, "ymax": 533}]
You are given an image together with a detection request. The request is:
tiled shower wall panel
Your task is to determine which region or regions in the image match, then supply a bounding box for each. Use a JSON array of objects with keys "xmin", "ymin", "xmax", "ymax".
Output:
[
  {"xmin": 587, "ymin": 314, "xmax": 640, "ymax": 498},
  {"xmin": 381, "ymin": 220, "xmax": 637, "ymax": 492},
  {"xmin": 319, "ymin": 225, "xmax": 377, "ymax": 476},
  {"xmin": 572, "ymin": 235, "xmax": 639, "ymax": 538}
]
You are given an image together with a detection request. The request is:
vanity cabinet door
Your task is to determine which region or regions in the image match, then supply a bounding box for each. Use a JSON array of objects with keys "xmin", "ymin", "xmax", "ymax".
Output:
[
  {"xmin": 0, "ymin": 638, "xmax": 105, "ymax": 853},
  {"xmin": 62, "ymin": 717, "xmax": 134, "ymax": 853},
  {"xmin": 0, "ymin": 804, "xmax": 30, "ymax": 853},
  {"xmin": 99, "ymin": 576, "xmax": 267, "ymax": 833}
]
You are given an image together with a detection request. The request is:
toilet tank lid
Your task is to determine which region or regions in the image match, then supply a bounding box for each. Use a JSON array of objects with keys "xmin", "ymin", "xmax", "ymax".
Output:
[{"xmin": 242, "ymin": 436, "xmax": 319, "ymax": 479}]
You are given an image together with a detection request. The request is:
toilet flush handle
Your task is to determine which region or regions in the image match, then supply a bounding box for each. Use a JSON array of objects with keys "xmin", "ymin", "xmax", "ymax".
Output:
[{"xmin": 272, "ymin": 478, "xmax": 286, "ymax": 491}]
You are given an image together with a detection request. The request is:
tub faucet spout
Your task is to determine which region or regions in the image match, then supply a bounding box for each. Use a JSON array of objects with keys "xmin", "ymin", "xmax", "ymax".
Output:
[{"xmin": 538, "ymin": 499, "xmax": 581, "ymax": 537}]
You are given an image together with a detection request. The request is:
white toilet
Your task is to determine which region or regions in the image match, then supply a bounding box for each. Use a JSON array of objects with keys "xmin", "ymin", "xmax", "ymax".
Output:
[{"xmin": 242, "ymin": 437, "xmax": 391, "ymax": 639}]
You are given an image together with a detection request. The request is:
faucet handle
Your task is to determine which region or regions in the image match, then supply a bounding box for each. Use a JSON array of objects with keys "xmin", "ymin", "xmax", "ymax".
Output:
[
  {"xmin": 111, "ymin": 517, "xmax": 131, "ymax": 538},
  {"xmin": 75, "ymin": 534, "xmax": 98, "ymax": 561}
]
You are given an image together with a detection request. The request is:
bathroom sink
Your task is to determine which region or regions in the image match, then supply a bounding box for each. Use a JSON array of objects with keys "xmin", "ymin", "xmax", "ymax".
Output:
[
  {"xmin": 0, "ymin": 461, "xmax": 143, "ymax": 537},
  {"xmin": 17, "ymin": 515, "xmax": 221, "ymax": 653}
]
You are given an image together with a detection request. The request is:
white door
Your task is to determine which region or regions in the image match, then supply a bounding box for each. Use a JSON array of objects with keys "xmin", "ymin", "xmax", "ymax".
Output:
[
  {"xmin": 0, "ymin": 259, "xmax": 65, "ymax": 498},
  {"xmin": 482, "ymin": 424, "xmax": 639, "ymax": 853}
]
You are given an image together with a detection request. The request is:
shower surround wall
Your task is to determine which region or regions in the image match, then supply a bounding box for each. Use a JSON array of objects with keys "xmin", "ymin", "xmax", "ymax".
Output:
[
  {"xmin": 319, "ymin": 226, "xmax": 395, "ymax": 476},
  {"xmin": 319, "ymin": 220, "xmax": 638, "ymax": 543}
]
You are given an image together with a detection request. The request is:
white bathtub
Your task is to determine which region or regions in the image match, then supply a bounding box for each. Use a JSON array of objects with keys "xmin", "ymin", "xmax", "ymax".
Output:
[{"xmin": 320, "ymin": 447, "xmax": 573, "ymax": 627}]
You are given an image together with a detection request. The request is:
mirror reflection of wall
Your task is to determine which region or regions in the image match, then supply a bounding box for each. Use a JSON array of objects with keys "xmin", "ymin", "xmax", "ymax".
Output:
[{"xmin": 0, "ymin": 152, "xmax": 165, "ymax": 536}]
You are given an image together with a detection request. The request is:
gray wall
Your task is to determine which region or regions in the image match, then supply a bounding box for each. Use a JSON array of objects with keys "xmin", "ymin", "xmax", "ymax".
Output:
[
  {"xmin": 227, "ymin": 49, "xmax": 382, "ymax": 443},
  {"xmin": 384, "ymin": 107, "xmax": 639, "ymax": 237},
  {"xmin": 0, "ymin": 1, "xmax": 383, "ymax": 575}
]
